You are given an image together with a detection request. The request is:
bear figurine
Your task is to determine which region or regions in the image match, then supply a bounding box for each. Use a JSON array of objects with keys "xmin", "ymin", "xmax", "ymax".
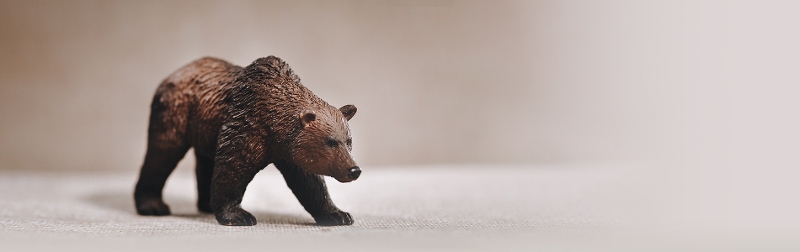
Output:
[{"xmin": 134, "ymin": 56, "xmax": 360, "ymax": 226}]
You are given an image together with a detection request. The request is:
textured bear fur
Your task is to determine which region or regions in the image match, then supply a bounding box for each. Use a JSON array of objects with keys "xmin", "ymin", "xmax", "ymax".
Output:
[{"xmin": 134, "ymin": 56, "xmax": 360, "ymax": 226}]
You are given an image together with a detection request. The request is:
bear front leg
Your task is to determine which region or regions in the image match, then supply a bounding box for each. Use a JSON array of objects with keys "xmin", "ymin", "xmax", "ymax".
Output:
[
  {"xmin": 209, "ymin": 122, "xmax": 264, "ymax": 226},
  {"xmin": 209, "ymin": 155, "xmax": 260, "ymax": 226},
  {"xmin": 274, "ymin": 161, "xmax": 354, "ymax": 226}
]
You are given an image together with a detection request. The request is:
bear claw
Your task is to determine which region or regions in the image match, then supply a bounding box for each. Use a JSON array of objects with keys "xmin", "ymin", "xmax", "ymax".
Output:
[
  {"xmin": 313, "ymin": 211, "xmax": 354, "ymax": 226},
  {"xmin": 136, "ymin": 199, "xmax": 171, "ymax": 216},
  {"xmin": 215, "ymin": 207, "xmax": 257, "ymax": 226}
]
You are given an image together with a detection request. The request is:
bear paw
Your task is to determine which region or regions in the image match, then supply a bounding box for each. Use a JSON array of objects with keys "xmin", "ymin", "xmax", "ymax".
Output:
[
  {"xmin": 136, "ymin": 199, "xmax": 171, "ymax": 216},
  {"xmin": 215, "ymin": 206, "xmax": 257, "ymax": 226},
  {"xmin": 313, "ymin": 211, "xmax": 354, "ymax": 226}
]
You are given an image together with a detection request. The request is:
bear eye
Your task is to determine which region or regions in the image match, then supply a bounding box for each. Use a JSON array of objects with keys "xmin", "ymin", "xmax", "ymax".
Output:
[{"xmin": 325, "ymin": 139, "xmax": 339, "ymax": 147}]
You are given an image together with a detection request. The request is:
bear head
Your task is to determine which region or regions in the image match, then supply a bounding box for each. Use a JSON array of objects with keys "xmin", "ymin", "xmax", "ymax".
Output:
[{"xmin": 290, "ymin": 104, "xmax": 360, "ymax": 182}]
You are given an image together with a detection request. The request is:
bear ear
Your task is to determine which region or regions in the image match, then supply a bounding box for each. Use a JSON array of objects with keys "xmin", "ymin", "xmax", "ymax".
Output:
[
  {"xmin": 300, "ymin": 110, "xmax": 316, "ymax": 127},
  {"xmin": 340, "ymin": 104, "xmax": 357, "ymax": 121}
]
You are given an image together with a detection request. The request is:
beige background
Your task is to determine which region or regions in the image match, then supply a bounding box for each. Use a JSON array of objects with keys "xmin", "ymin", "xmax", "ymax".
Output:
[{"xmin": 0, "ymin": 0, "xmax": 798, "ymax": 177}]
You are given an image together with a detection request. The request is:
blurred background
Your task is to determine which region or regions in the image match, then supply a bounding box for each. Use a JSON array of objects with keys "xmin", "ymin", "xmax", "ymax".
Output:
[{"xmin": 1, "ymin": 0, "xmax": 799, "ymax": 230}]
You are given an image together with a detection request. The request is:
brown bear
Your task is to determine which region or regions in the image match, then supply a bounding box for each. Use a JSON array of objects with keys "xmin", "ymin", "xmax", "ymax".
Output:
[{"xmin": 134, "ymin": 56, "xmax": 360, "ymax": 226}]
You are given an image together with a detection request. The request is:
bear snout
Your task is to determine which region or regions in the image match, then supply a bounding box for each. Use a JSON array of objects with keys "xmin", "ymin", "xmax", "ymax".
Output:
[{"xmin": 347, "ymin": 166, "xmax": 361, "ymax": 180}]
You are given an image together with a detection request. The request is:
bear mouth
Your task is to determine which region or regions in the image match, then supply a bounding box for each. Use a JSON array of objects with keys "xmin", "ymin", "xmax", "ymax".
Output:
[{"xmin": 329, "ymin": 167, "xmax": 356, "ymax": 183}]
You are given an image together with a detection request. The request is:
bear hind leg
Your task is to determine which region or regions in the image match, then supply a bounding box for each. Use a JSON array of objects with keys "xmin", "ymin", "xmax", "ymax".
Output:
[
  {"xmin": 195, "ymin": 152, "xmax": 214, "ymax": 213},
  {"xmin": 134, "ymin": 85, "xmax": 191, "ymax": 216}
]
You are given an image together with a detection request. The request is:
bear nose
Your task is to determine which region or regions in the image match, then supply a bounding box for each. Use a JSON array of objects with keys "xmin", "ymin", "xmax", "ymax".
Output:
[{"xmin": 348, "ymin": 166, "xmax": 361, "ymax": 180}]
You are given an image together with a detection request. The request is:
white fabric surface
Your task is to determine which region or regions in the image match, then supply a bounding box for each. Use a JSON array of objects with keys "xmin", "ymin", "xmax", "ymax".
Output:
[{"xmin": 0, "ymin": 164, "xmax": 792, "ymax": 251}]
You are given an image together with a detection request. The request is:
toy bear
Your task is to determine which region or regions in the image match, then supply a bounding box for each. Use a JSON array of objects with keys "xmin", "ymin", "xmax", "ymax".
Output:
[{"xmin": 134, "ymin": 56, "xmax": 360, "ymax": 226}]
